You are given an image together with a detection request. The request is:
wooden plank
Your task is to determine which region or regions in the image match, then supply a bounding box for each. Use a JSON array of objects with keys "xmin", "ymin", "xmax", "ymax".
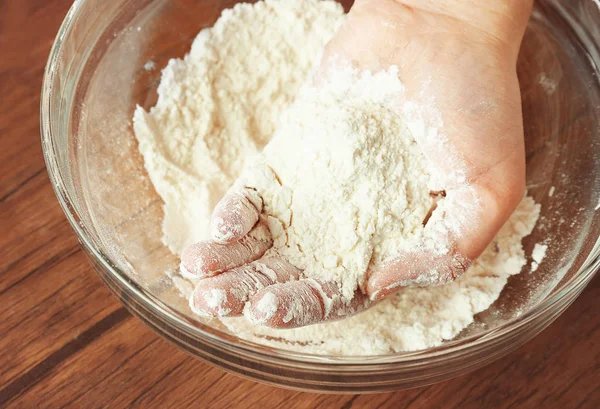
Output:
[
  {"xmin": 0, "ymin": 0, "xmax": 73, "ymax": 200},
  {"xmin": 0, "ymin": 1, "xmax": 598, "ymax": 408},
  {"xmin": 0, "ymin": 0, "xmax": 135, "ymax": 394},
  {"xmin": 3, "ymin": 276, "xmax": 598, "ymax": 408}
]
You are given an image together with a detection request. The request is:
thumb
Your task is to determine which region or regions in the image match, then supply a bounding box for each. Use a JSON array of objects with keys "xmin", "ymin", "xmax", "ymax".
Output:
[{"xmin": 367, "ymin": 181, "xmax": 524, "ymax": 300}]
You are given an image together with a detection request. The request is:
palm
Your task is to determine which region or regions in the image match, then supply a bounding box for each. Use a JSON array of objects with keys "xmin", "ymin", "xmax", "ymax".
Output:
[{"xmin": 181, "ymin": 0, "xmax": 531, "ymax": 328}]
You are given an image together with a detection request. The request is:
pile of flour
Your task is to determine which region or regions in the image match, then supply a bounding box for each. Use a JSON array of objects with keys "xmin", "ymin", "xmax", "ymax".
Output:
[
  {"xmin": 239, "ymin": 65, "xmax": 441, "ymax": 302},
  {"xmin": 134, "ymin": 0, "xmax": 540, "ymax": 354},
  {"xmin": 134, "ymin": 0, "xmax": 343, "ymax": 254}
]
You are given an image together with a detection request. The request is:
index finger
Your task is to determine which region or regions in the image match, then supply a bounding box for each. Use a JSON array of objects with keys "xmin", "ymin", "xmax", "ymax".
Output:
[
  {"xmin": 181, "ymin": 222, "xmax": 273, "ymax": 279},
  {"xmin": 211, "ymin": 186, "xmax": 262, "ymax": 244}
]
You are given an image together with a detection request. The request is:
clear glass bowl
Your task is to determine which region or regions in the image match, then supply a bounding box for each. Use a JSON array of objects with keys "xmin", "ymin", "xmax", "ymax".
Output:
[{"xmin": 42, "ymin": 0, "xmax": 600, "ymax": 392}]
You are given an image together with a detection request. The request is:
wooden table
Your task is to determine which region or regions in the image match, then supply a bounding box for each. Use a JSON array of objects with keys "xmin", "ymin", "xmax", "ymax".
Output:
[{"xmin": 1, "ymin": 1, "xmax": 599, "ymax": 408}]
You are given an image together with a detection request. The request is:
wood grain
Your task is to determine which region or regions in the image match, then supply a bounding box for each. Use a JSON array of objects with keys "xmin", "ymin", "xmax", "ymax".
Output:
[{"xmin": 0, "ymin": 1, "xmax": 598, "ymax": 408}]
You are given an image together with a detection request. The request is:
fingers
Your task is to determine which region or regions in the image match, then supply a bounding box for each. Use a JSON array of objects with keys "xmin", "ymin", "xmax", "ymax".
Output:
[
  {"xmin": 367, "ymin": 251, "xmax": 471, "ymax": 301},
  {"xmin": 211, "ymin": 186, "xmax": 262, "ymax": 243},
  {"xmin": 244, "ymin": 279, "xmax": 370, "ymax": 329},
  {"xmin": 189, "ymin": 255, "xmax": 301, "ymax": 317},
  {"xmin": 180, "ymin": 222, "xmax": 272, "ymax": 279}
]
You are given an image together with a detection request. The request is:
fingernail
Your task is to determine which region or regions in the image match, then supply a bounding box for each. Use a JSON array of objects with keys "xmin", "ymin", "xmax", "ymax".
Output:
[
  {"xmin": 188, "ymin": 295, "xmax": 212, "ymax": 317},
  {"xmin": 180, "ymin": 242, "xmax": 230, "ymax": 278},
  {"xmin": 369, "ymin": 288, "xmax": 383, "ymax": 301},
  {"xmin": 205, "ymin": 289, "xmax": 233, "ymax": 316},
  {"xmin": 369, "ymin": 282, "xmax": 402, "ymax": 301},
  {"xmin": 180, "ymin": 244, "xmax": 206, "ymax": 277},
  {"xmin": 211, "ymin": 216, "xmax": 238, "ymax": 243},
  {"xmin": 244, "ymin": 292, "xmax": 278, "ymax": 324},
  {"xmin": 180, "ymin": 261, "xmax": 214, "ymax": 279},
  {"xmin": 180, "ymin": 262, "xmax": 197, "ymax": 280}
]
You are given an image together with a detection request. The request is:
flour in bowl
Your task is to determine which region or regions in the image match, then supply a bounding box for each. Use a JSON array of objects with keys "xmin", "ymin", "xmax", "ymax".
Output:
[
  {"xmin": 133, "ymin": 0, "xmax": 344, "ymax": 254},
  {"xmin": 235, "ymin": 63, "xmax": 470, "ymax": 309},
  {"xmin": 133, "ymin": 0, "xmax": 540, "ymax": 355}
]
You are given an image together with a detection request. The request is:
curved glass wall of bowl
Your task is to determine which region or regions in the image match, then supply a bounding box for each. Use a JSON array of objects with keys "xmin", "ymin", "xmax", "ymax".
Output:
[{"xmin": 42, "ymin": 0, "xmax": 600, "ymax": 392}]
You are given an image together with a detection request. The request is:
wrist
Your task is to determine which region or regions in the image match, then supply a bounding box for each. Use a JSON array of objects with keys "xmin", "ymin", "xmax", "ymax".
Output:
[{"xmin": 357, "ymin": 0, "xmax": 533, "ymax": 54}]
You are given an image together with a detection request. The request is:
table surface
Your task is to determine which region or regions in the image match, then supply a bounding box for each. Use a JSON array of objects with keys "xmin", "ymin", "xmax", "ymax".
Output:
[{"xmin": 1, "ymin": 1, "xmax": 599, "ymax": 408}]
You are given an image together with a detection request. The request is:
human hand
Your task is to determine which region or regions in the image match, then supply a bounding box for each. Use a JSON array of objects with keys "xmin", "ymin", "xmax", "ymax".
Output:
[{"xmin": 181, "ymin": 0, "xmax": 533, "ymax": 327}]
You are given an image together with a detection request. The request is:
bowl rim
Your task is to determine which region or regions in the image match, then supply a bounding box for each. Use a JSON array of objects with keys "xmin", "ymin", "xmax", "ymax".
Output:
[{"xmin": 41, "ymin": 0, "xmax": 600, "ymax": 367}]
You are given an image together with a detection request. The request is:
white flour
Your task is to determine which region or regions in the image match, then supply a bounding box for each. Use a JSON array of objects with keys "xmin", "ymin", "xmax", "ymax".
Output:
[
  {"xmin": 134, "ymin": 0, "xmax": 540, "ymax": 355},
  {"xmin": 133, "ymin": 0, "xmax": 343, "ymax": 254},
  {"xmin": 238, "ymin": 65, "xmax": 446, "ymax": 303},
  {"xmin": 531, "ymin": 243, "xmax": 548, "ymax": 273}
]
